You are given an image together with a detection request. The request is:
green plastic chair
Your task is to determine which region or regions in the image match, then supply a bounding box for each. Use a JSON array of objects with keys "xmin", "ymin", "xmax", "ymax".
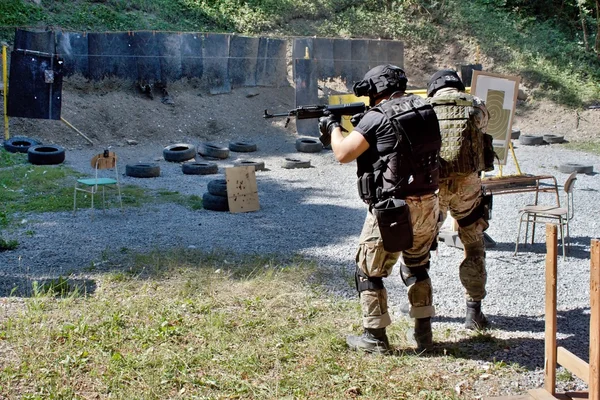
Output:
[{"xmin": 73, "ymin": 150, "xmax": 123, "ymax": 218}]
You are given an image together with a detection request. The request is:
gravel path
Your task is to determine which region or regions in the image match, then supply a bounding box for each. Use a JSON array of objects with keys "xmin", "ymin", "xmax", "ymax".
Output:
[{"xmin": 1, "ymin": 134, "xmax": 599, "ymax": 393}]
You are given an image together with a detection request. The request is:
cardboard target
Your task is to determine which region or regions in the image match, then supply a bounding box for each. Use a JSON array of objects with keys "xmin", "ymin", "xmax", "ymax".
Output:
[{"xmin": 470, "ymin": 71, "xmax": 520, "ymax": 165}]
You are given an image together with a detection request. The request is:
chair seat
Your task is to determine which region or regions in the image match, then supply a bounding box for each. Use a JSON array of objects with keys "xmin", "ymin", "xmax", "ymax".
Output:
[
  {"xmin": 520, "ymin": 205, "xmax": 567, "ymax": 216},
  {"xmin": 77, "ymin": 177, "xmax": 118, "ymax": 186}
]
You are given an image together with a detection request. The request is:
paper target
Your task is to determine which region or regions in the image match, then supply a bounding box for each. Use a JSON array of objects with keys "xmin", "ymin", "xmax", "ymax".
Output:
[{"xmin": 470, "ymin": 72, "xmax": 520, "ymax": 166}]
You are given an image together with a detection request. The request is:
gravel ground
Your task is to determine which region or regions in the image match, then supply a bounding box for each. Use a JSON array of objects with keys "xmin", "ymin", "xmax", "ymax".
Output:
[{"xmin": 1, "ymin": 134, "xmax": 599, "ymax": 395}]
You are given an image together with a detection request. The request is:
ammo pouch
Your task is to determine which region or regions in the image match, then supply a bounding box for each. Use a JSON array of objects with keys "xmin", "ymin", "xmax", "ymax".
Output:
[
  {"xmin": 482, "ymin": 133, "xmax": 496, "ymax": 172},
  {"xmin": 482, "ymin": 193, "xmax": 493, "ymax": 221},
  {"xmin": 357, "ymin": 172, "xmax": 377, "ymax": 203},
  {"xmin": 372, "ymin": 198, "xmax": 413, "ymax": 252}
]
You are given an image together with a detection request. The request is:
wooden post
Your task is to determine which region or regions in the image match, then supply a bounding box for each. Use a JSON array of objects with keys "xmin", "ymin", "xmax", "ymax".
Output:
[
  {"xmin": 591, "ymin": 239, "xmax": 600, "ymax": 400},
  {"xmin": 545, "ymin": 224, "xmax": 558, "ymax": 395}
]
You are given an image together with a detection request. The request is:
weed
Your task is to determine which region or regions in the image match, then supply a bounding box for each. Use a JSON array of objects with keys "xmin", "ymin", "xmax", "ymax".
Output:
[
  {"xmin": 564, "ymin": 141, "xmax": 600, "ymax": 155},
  {"xmin": 0, "ymin": 237, "xmax": 18, "ymax": 251}
]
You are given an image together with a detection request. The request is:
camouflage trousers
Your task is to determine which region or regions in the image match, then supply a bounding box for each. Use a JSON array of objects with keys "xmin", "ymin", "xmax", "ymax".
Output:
[
  {"xmin": 438, "ymin": 173, "xmax": 488, "ymax": 302},
  {"xmin": 355, "ymin": 193, "xmax": 439, "ymax": 329}
]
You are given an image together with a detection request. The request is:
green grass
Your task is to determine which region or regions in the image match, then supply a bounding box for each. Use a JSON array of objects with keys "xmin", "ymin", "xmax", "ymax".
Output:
[
  {"xmin": 0, "ymin": 149, "xmax": 206, "ymax": 228},
  {"xmin": 563, "ymin": 140, "xmax": 600, "ymax": 155},
  {"xmin": 0, "ymin": 249, "xmax": 527, "ymax": 399},
  {"xmin": 0, "ymin": 236, "xmax": 18, "ymax": 251}
]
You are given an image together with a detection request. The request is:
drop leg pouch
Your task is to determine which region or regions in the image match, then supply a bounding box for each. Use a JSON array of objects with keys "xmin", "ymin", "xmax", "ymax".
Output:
[{"xmin": 372, "ymin": 198, "xmax": 413, "ymax": 252}]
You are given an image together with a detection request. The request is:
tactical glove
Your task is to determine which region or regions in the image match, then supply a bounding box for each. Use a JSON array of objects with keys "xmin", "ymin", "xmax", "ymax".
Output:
[
  {"xmin": 318, "ymin": 115, "xmax": 341, "ymax": 146},
  {"xmin": 350, "ymin": 112, "xmax": 366, "ymax": 127}
]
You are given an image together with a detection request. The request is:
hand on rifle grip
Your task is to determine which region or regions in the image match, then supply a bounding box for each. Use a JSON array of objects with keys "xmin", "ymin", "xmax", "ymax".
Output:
[{"xmin": 318, "ymin": 115, "xmax": 341, "ymax": 147}]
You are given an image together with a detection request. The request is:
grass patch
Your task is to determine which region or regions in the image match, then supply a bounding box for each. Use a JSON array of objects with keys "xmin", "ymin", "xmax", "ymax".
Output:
[
  {"xmin": 0, "ymin": 150, "xmax": 29, "ymax": 168},
  {"xmin": 0, "ymin": 162, "xmax": 206, "ymax": 228},
  {"xmin": 0, "ymin": 249, "xmax": 528, "ymax": 399},
  {"xmin": 563, "ymin": 141, "xmax": 600, "ymax": 156},
  {"xmin": 0, "ymin": 237, "xmax": 18, "ymax": 251}
]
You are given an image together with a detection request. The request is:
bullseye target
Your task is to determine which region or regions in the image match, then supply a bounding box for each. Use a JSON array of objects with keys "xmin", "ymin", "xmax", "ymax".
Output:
[{"xmin": 470, "ymin": 71, "xmax": 520, "ymax": 166}]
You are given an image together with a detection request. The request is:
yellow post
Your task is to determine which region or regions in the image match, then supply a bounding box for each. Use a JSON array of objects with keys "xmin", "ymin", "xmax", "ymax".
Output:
[{"xmin": 2, "ymin": 45, "xmax": 8, "ymax": 140}]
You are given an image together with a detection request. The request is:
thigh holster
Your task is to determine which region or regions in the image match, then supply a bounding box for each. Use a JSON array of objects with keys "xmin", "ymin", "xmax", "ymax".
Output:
[{"xmin": 355, "ymin": 267, "xmax": 385, "ymax": 293}]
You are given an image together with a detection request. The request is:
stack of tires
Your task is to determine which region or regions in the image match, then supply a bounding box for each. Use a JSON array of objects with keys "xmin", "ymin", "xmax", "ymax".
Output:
[{"xmin": 203, "ymin": 179, "xmax": 229, "ymax": 212}]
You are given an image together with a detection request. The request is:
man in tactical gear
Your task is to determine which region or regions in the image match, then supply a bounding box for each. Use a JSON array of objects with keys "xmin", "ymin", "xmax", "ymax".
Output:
[
  {"xmin": 426, "ymin": 69, "xmax": 492, "ymax": 330},
  {"xmin": 319, "ymin": 64, "xmax": 441, "ymax": 353}
]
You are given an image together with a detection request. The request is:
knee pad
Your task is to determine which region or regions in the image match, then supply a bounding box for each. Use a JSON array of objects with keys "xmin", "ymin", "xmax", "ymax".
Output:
[
  {"xmin": 355, "ymin": 267, "xmax": 384, "ymax": 293},
  {"xmin": 400, "ymin": 262, "xmax": 430, "ymax": 287}
]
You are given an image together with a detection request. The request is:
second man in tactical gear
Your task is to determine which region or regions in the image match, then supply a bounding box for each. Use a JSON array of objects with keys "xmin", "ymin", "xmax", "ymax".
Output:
[
  {"xmin": 426, "ymin": 69, "xmax": 493, "ymax": 330},
  {"xmin": 319, "ymin": 64, "xmax": 441, "ymax": 353}
]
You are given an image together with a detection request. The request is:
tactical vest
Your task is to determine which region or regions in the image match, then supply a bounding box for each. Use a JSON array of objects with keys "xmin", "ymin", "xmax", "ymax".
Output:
[
  {"xmin": 357, "ymin": 95, "xmax": 441, "ymax": 202},
  {"xmin": 427, "ymin": 93, "xmax": 485, "ymax": 177}
]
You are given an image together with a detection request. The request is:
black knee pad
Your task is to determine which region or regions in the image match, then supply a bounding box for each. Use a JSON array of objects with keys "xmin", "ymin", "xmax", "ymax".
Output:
[
  {"xmin": 355, "ymin": 267, "xmax": 384, "ymax": 293},
  {"xmin": 400, "ymin": 262, "xmax": 430, "ymax": 287}
]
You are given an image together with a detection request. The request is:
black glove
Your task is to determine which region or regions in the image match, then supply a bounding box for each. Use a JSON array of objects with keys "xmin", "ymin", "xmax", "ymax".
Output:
[
  {"xmin": 318, "ymin": 115, "xmax": 341, "ymax": 146},
  {"xmin": 350, "ymin": 112, "xmax": 365, "ymax": 127}
]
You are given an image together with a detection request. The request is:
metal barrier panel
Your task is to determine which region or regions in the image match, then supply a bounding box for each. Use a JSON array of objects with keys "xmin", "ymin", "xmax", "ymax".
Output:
[
  {"xmin": 313, "ymin": 38, "xmax": 334, "ymax": 80},
  {"xmin": 132, "ymin": 31, "xmax": 161, "ymax": 83},
  {"xmin": 180, "ymin": 33, "xmax": 203, "ymax": 79},
  {"xmin": 14, "ymin": 29, "xmax": 54, "ymax": 54},
  {"xmin": 333, "ymin": 38, "xmax": 353, "ymax": 89},
  {"xmin": 157, "ymin": 32, "xmax": 182, "ymax": 82},
  {"xmin": 88, "ymin": 32, "xmax": 137, "ymax": 80},
  {"xmin": 292, "ymin": 37, "xmax": 313, "ymax": 62},
  {"xmin": 386, "ymin": 40, "xmax": 404, "ymax": 67},
  {"xmin": 294, "ymin": 58, "xmax": 319, "ymax": 137},
  {"xmin": 350, "ymin": 39, "xmax": 369, "ymax": 84},
  {"xmin": 56, "ymin": 31, "xmax": 89, "ymax": 77},
  {"xmin": 203, "ymin": 33, "xmax": 231, "ymax": 94},
  {"xmin": 7, "ymin": 51, "xmax": 62, "ymax": 120},
  {"xmin": 255, "ymin": 37, "xmax": 287, "ymax": 87},
  {"xmin": 229, "ymin": 35, "xmax": 259, "ymax": 87},
  {"xmin": 367, "ymin": 39, "xmax": 388, "ymax": 67}
]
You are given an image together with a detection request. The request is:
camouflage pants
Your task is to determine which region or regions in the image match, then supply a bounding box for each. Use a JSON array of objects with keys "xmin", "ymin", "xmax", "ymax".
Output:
[
  {"xmin": 438, "ymin": 173, "xmax": 488, "ymax": 302},
  {"xmin": 355, "ymin": 193, "xmax": 439, "ymax": 329}
]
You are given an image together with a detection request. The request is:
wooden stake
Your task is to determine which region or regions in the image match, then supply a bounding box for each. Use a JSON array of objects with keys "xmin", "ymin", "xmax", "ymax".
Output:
[
  {"xmin": 545, "ymin": 223, "xmax": 558, "ymax": 395},
  {"xmin": 61, "ymin": 117, "xmax": 94, "ymax": 145},
  {"xmin": 591, "ymin": 239, "xmax": 600, "ymax": 400}
]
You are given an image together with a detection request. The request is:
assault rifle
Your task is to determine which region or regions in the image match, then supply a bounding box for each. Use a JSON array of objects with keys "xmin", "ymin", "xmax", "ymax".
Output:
[{"xmin": 263, "ymin": 102, "xmax": 367, "ymax": 128}]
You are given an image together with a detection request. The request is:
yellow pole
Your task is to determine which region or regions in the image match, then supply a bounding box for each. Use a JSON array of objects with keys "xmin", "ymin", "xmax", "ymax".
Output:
[
  {"xmin": 2, "ymin": 45, "xmax": 8, "ymax": 140},
  {"xmin": 509, "ymin": 141, "xmax": 523, "ymax": 175}
]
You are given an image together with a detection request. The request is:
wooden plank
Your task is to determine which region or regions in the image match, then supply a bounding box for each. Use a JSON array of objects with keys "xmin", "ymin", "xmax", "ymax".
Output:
[
  {"xmin": 564, "ymin": 392, "xmax": 589, "ymax": 399},
  {"xmin": 591, "ymin": 239, "xmax": 600, "ymax": 400},
  {"xmin": 557, "ymin": 346, "xmax": 589, "ymax": 384},
  {"xmin": 225, "ymin": 166, "xmax": 260, "ymax": 213},
  {"xmin": 529, "ymin": 388, "xmax": 560, "ymax": 399},
  {"xmin": 545, "ymin": 224, "xmax": 558, "ymax": 394}
]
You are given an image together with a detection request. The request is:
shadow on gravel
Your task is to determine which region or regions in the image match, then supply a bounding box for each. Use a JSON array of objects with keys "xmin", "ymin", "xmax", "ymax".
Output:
[
  {"xmin": 435, "ymin": 307, "xmax": 590, "ymax": 370},
  {"xmin": 507, "ymin": 236, "xmax": 595, "ymax": 260}
]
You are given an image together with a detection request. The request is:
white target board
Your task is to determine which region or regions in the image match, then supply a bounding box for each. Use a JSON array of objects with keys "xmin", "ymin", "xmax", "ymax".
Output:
[{"xmin": 470, "ymin": 71, "xmax": 520, "ymax": 165}]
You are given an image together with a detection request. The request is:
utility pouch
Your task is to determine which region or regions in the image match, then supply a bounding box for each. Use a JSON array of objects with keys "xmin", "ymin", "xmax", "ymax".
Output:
[
  {"xmin": 482, "ymin": 133, "xmax": 496, "ymax": 172},
  {"xmin": 482, "ymin": 193, "xmax": 493, "ymax": 221},
  {"xmin": 372, "ymin": 198, "xmax": 413, "ymax": 252},
  {"xmin": 357, "ymin": 172, "xmax": 377, "ymax": 203}
]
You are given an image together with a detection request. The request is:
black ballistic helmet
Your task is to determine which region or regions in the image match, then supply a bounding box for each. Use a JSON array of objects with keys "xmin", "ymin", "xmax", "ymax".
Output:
[
  {"xmin": 427, "ymin": 69, "xmax": 466, "ymax": 97},
  {"xmin": 352, "ymin": 64, "xmax": 408, "ymax": 104}
]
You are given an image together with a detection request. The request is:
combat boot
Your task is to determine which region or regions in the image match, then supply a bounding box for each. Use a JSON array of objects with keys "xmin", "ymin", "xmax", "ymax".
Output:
[
  {"xmin": 346, "ymin": 328, "xmax": 390, "ymax": 355},
  {"xmin": 465, "ymin": 300, "xmax": 488, "ymax": 330},
  {"xmin": 412, "ymin": 317, "xmax": 433, "ymax": 351}
]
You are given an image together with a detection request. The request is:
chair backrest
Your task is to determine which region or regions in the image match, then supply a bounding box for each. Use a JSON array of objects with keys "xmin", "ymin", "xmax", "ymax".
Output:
[
  {"xmin": 563, "ymin": 172, "xmax": 577, "ymax": 220},
  {"xmin": 564, "ymin": 172, "xmax": 577, "ymax": 194}
]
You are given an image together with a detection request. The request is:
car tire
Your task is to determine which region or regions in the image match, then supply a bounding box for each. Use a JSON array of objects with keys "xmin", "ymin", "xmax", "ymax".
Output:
[
  {"xmin": 125, "ymin": 163, "xmax": 161, "ymax": 178},
  {"xmin": 202, "ymin": 192, "xmax": 229, "ymax": 212},
  {"xmin": 4, "ymin": 136, "xmax": 40, "ymax": 153},
  {"xmin": 207, "ymin": 179, "xmax": 228, "ymax": 197},
  {"xmin": 27, "ymin": 145, "xmax": 65, "ymax": 165},
  {"xmin": 543, "ymin": 134, "xmax": 565, "ymax": 144},
  {"xmin": 295, "ymin": 138, "xmax": 323, "ymax": 153},
  {"xmin": 229, "ymin": 141, "xmax": 257, "ymax": 152},
  {"xmin": 511, "ymin": 128, "xmax": 521, "ymax": 140},
  {"xmin": 519, "ymin": 135, "xmax": 544, "ymax": 146},
  {"xmin": 163, "ymin": 143, "xmax": 196, "ymax": 162},
  {"xmin": 281, "ymin": 157, "xmax": 311, "ymax": 169},
  {"xmin": 198, "ymin": 142, "xmax": 230, "ymax": 159},
  {"xmin": 233, "ymin": 159, "xmax": 265, "ymax": 171},
  {"xmin": 181, "ymin": 161, "xmax": 218, "ymax": 175},
  {"xmin": 558, "ymin": 163, "xmax": 594, "ymax": 175}
]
